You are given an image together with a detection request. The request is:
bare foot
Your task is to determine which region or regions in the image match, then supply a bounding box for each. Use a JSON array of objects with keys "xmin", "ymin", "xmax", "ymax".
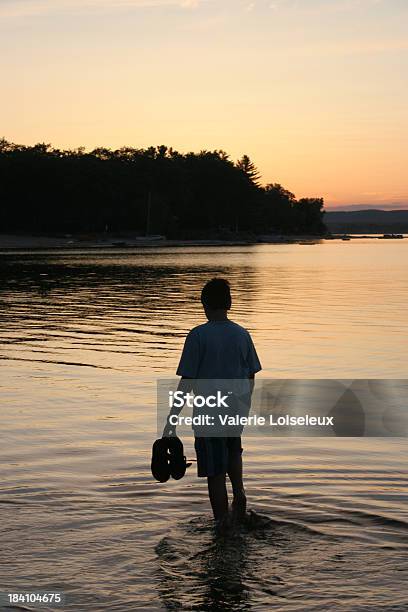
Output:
[
  {"xmin": 214, "ymin": 512, "xmax": 232, "ymax": 536},
  {"xmin": 231, "ymin": 492, "xmax": 247, "ymax": 521}
]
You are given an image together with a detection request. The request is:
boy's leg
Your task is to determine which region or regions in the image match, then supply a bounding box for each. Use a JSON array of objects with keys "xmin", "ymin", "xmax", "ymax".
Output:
[
  {"xmin": 196, "ymin": 437, "xmax": 229, "ymax": 521},
  {"xmin": 207, "ymin": 473, "xmax": 228, "ymax": 521},
  {"xmin": 227, "ymin": 439, "xmax": 247, "ymax": 518}
]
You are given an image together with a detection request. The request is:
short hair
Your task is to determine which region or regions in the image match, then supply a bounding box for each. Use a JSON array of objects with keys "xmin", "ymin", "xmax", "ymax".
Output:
[{"xmin": 201, "ymin": 278, "xmax": 231, "ymax": 310}]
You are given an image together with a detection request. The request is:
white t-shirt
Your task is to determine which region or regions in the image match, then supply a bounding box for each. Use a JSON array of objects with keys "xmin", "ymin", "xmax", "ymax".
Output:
[{"xmin": 176, "ymin": 320, "xmax": 262, "ymax": 379}]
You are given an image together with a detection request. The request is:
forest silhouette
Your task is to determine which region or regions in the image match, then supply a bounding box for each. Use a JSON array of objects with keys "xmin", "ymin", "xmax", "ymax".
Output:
[{"xmin": 0, "ymin": 139, "xmax": 326, "ymax": 237}]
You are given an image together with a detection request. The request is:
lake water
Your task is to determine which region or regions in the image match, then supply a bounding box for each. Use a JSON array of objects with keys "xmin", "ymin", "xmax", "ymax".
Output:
[{"xmin": 1, "ymin": 241, "xmax": 407, "ymax": 611}]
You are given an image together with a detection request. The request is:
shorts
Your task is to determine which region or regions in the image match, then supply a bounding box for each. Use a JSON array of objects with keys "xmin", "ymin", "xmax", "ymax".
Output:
[{"xmin": 194, "ymin": 436, "xmax": 243, "ymax": 478}]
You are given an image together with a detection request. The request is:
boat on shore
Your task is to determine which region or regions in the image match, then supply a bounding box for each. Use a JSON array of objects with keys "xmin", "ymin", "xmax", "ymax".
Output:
[{"xmin": 378, "ymin": 234, "xmax": 404, "ymax": 239}]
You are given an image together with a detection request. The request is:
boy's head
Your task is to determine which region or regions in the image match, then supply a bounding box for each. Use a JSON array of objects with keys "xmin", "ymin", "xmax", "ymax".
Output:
[{"xmin": 201, "ymin": 278, "xmax": 231, "ymax": 319}]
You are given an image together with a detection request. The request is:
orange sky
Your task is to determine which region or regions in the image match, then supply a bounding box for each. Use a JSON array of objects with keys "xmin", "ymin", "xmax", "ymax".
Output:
[{"xmin": 1, "ymin": 0, "xmax": 407, "ymax": 207}]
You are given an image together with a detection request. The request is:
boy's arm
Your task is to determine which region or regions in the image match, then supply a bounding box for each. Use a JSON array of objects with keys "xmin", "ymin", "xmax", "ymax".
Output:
[
  {"xmin": 162, "ymin": 377, "xmax": 194, "ymax": 437},
  {"xmin": 164, "ymin": 327, "xmax": 200, "ymax": 436},
  {"xmin": 249, "ymin": 373, "xmax": 255, "ymax": 395}
]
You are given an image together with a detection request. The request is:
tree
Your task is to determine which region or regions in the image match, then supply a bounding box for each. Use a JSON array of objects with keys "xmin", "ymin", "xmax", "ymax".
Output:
[
  {"xmin": 0, "ymin": 139, "xmax": 326, "ymax": 236},
  {"xmin": 295, "ymin": 198, "xmax": 326, "ymax": 234},
  {"xmin": 236, "ymin": 155, "xmax": 261, "ymax": 185}
]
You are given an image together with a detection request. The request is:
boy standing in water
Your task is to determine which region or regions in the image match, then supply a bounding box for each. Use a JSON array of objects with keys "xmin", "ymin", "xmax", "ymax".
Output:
[{"xmin": 164, "ymin": 278, "xmax": 262, "ymax": 525}]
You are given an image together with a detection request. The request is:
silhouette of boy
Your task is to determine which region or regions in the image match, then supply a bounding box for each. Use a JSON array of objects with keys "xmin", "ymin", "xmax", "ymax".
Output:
[{"xmin": 164, "ymin": 278, "xmax": 262, "ymax": 525}]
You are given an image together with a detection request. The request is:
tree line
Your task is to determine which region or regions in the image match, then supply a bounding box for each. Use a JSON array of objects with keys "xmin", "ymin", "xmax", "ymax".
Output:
[{"xmin": 0, "ymin": 139, "xmax": 326, "ymax": 237}]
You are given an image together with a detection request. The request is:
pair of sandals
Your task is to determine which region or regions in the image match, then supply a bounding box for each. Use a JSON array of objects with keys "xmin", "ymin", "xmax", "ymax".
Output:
[{"xmin": 151, "ymin": 436, "xmax": 191, "ymax": 482}]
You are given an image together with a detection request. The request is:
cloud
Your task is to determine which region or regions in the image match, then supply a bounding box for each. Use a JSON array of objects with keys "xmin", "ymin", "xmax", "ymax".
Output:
[
  {"xmin": 0, "ymin": 0, "xmax": 203, "ymax": 19},
  {"xmin": 302, "ymin": 38, "xmax": 408, "ymax": 56},
  {"xmin": 267, "ymin": 0, "xmax": 384, "ymax": 10},
  {"xmin": 311, "ymin": 0, "xmax": 384, "ymax": 12},
  {"xmin": 0, "ymin": 0, "xmax": 387, "ymax": 19},
  {"xmin": 179, "ymin": 0, "xmax": 200, "ymax": 7}
]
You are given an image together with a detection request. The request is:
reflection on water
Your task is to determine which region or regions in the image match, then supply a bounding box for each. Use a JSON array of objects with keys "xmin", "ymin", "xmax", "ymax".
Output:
[
  {"xmin": 1, "ymin": 243, "xmax": 408, "ymax": 610},
  {"xmin": 156, "ymin": 511, "xmax": 408, "ymax": 611},
  {"xmin": 1, "ymin": 242, "xmax": 408, "ymax": 377}
]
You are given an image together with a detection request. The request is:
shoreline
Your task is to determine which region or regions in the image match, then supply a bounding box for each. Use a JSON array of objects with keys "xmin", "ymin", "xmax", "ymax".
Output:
[
  {"xmin": 0, "ymin": 232, "xmax": 402, "ymax": 251},
  {"xmin": 0, "ymin": 233, "xmax": 326, "ymax": 251}
]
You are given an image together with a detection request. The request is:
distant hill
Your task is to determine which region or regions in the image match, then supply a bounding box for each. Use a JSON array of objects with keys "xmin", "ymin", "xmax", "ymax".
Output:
[{"xmin": 325, "ymin": 209, "xmax": 408, "ymax": 234}]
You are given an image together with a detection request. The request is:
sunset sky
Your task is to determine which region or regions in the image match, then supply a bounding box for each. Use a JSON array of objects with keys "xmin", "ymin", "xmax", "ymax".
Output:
[{"xmin": 1, "ymin": 0, "xmax": 407, "ymax": 207}]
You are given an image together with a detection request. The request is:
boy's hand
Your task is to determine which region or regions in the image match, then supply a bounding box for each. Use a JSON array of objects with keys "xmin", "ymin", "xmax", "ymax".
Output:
[{"xmin": 163, "ymin": 421, "xmax": 177, "ymax": 438}]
